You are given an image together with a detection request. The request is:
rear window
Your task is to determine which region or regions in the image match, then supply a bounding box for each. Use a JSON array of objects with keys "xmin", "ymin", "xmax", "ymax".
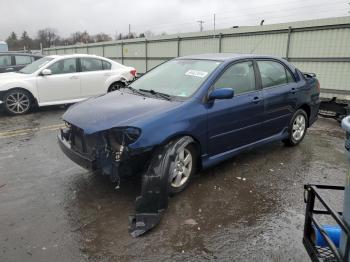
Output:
[{"xmin": 102, "ymin": 60, "xmax": 111, "ymax": 70}]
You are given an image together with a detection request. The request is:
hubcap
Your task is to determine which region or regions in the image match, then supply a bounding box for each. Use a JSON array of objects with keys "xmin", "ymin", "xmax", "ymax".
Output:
[
  {"xmin": 6, "ymin": 92, "xmax": 30, "ymax": 114},
  {"xmin": 171, "ymin": 148, "xmax": 193, "ymax": 188},
  {"xmin": 292, "ymin": 114, "xmax": 306, "ymax": 141}
]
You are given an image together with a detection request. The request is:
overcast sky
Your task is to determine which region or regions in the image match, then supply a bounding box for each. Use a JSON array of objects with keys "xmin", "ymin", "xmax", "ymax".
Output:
[{"xmin": 0, "ymin": 0, "xmax": 349, "ymax": 40}]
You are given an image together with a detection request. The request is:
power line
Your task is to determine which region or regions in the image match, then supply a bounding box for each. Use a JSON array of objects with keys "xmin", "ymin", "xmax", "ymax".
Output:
[
  {"xmin": 131, "ymin": 0, "xmax": 348, "ymax": 32},
  {"xmin": 132, "ymin": 2, "xmax": 347, "ymax": 34}
]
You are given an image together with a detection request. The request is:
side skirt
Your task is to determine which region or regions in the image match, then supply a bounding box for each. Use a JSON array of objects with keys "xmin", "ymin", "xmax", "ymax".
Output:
[{"xmin": 202, "ymin": 129, "xmax": 289, "ymax": 169}]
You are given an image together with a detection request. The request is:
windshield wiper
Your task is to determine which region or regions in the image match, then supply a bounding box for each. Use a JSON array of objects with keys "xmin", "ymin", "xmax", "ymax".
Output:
[
  {"xmin": 139, "ymin": 89, "xmax": 172, "ymax": 101},
  {"xmin": 124, "ymin": 85, "xmax": 148, "ymax": 96}
]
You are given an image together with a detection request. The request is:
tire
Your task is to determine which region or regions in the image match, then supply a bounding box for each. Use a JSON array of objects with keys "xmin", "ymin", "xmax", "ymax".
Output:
[
  {"xmin": 108, "ymin": 81, "xmax": 125, "ymax": 92},
  {"xmin": 147, "ymin": 136, "xmax": 198, "ymax": 196},
  {"xmin": 283, "ymin": 109, "xmax": 308, "ymax": 146},
  {"xmin": 3, "ymin": 89, "xmax": 32, "ymax": 115}
]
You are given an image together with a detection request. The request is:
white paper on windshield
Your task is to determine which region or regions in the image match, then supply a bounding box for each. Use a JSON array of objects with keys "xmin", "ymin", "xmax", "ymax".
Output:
[{"xmin": 185, "ymin": 70, "xmax": 208, "ymax": 78}]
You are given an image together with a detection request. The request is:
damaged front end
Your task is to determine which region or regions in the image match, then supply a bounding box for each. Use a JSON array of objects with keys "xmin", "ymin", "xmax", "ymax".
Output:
[{"xmin": 58, "ymin": 122, "xmax": 168, "ymax": 237}]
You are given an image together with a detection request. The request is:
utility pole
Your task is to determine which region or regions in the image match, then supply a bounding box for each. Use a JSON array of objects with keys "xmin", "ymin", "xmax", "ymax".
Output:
[
  {"xmin": 128, "ymin": 24, "xmax": 131, "ymax": 38},
  {"xmin": 197, "ymin": 20, "xmax": 204, "ymax": 32},
  {"xmin": 214, "ymin": 14, "xmax": 216, "ymax": 32}
]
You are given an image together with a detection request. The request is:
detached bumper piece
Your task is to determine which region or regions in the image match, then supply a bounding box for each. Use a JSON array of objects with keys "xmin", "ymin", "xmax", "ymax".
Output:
[
  {"xmin": 303, "ymin": 184, "xmax": 350, "ymax": 262},
  {"xmin": 128, "ymin": 142, "xmax": 175, "ymax": 237},
  {"xmin": 128, "ymin": 162, "xmax": 169, "ymax": 237},
  {"xmin": 128, "ymin": 177, "xmax": 167, "ymax": 238}
]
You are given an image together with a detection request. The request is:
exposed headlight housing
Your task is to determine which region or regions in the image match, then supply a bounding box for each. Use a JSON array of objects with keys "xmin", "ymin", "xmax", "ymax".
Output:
[
  {"xmin": 107, "ymin": 127, "xmax": 141, "ymax": 162},
  {"xmin": 109, "ymin": 127, "xmax": 141, "ymax": 146},
  {"xmin": 64, "ymin": 121, "xmax": 72, "ymax": 129}
]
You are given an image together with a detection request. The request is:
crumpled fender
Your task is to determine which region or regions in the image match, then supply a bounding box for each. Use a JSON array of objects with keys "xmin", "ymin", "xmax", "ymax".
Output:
[{"xmin": 128, "ymin": 136, "xmax": 194, "ymax": 237}]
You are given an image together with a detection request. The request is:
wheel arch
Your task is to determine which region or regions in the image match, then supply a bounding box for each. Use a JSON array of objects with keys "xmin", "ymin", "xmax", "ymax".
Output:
[
  {"xmin": 107, "ymin": 80, "xmax": 126, "ymax": 92},
  {"xmin": 160, "ymin": 133, "xmax": 203, "ymax": 169},
  {"xmin": 298, "ymin": 104, "xmax": 311, "ymax": 126},
  {"xmin": 105, "ymin": 76, "xmax": 128, "ymax": 92},
  {"xmin": 4, "ymin": 87, "xmax": 38, "ymax": 106}
]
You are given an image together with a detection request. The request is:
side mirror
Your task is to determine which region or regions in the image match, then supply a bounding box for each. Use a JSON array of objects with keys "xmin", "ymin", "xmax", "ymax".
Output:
[
  {"xmin": 208, "ymin": 88, "xmax": 234, "ymax": 101},
  {"xmin": 41, "ymin": 69, "xmax": 52, "ymax": 76}
]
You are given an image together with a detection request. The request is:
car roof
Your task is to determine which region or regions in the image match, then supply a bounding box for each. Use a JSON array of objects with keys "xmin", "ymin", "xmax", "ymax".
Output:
[
  {"xmin": 177, "ymin": 53, "xmax": 283, "ymax": 62},
  {"xmin": 46, "ymin": 54, "xmax": 110, "ymax": 60}
]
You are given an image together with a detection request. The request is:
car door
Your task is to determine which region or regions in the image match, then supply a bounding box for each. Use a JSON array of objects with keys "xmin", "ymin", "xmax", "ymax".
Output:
[
  {"xmin": 14, "ymin": 55, "xmax": 34, "ymax": 71},
  {"xmin": 256, "ymin": 60, "xmax": 298, "ymax": 137},
  {"xmin": 36, "ymin": 58, "xmax": 81, "ymax": 104},
  {"xmin": 207, "ymin": 60, "xmax": 265, "ymax": 156},
  {"xmin": 79, "ymin": 57, "xmax": 111, "ymax": 97},
  {"xmin": 0, "ymin": 54, "xmax": 14, "ymax": 73}
]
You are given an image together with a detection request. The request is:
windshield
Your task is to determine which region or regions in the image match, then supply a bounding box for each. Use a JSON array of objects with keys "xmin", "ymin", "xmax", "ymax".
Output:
[
  {"xmin": 130, "ymin": 59, "xmax": 221, "ymax": 98},
  {"xmin": 19, "ymin": 57, "xmax": 54, "ymax": 74}
]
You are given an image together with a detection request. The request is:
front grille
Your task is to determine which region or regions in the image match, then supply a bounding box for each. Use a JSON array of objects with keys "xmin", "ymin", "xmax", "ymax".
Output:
[{"xmin": 71, "ymin": 125, "xmax": 87, "ymax": 153}]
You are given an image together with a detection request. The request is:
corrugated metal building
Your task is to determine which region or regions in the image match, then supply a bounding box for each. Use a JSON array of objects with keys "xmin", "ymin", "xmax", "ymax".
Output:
[{"xmin": 44, "ymin": 16, "xmax": 350, "ymax": 100}]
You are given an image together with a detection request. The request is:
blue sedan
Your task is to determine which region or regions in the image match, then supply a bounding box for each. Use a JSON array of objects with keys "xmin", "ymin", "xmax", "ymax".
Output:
[{"xmin": 58, "ymin": 53, "xmax": 320, "ymax": 236}]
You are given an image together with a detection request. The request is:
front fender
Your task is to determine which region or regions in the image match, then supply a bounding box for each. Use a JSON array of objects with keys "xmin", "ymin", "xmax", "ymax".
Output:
[
  {"xmin": 0, "ymin": 81, "xmax": 38, "ymax": 101},
  {"xmin": 129, "ymin": 101, "xmax": 208, "ymax": 156}
]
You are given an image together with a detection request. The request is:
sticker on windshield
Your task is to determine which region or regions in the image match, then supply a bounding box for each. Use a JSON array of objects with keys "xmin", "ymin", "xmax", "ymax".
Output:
[{"xmin": 185, "ymin": 70, "xmax": 208, "ymax": 78}]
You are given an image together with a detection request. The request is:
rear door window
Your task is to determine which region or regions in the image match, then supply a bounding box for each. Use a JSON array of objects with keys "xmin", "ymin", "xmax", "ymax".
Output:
[
  {"xmin": 257, "ymin": 60, "xmax": 294, "ymax": 88},
  {"xmin": 15, "ymin": 55, "xmax": 32, "ymax": 65},
  {"xmin": 80, "ymin": 58, "xmax": 103, "ymax": 72},
  {"xmin": 0, "ymin": 55, "xmax": 11, "ymax": 66}
]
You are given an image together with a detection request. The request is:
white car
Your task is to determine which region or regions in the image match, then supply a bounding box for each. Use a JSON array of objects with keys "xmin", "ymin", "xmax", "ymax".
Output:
[{"xmin": 0, "ymin": 54, "xmax": 136, "ymax": 115}]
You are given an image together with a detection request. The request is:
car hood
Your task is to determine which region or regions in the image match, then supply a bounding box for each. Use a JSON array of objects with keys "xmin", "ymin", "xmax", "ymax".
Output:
[
  {"xmin": 63, "ymin": 91, "xmax": 182, "ymax": 134},
  {"xmin": 0, "ymin": 72, "xmax": 30, "ymax": 81}
]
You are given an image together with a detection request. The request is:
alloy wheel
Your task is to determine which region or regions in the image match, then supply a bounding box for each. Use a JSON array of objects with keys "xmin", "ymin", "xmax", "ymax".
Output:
[
  {"xmin": 292, "ymin": 114, "xmax": 306, "ymax": 141},
  {"xmin": 5, "ymin": 92, "xmax": 30, "ymax": 114},
  {"xmin": 171, "ymin": 147, "xmax": 193, "ymax": 188}
]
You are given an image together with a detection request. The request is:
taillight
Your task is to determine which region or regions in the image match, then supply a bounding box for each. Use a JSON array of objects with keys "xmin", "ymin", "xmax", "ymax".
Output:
[
  {"xmin": 316, "ymin": 80, "xmax": 320, "ymax": 93},
  {"xmin": 130, "ymin": 69, "xmax": 137, "ymax": 77}
]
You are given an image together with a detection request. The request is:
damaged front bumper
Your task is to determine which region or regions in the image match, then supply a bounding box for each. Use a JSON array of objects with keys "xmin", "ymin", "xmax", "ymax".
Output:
[
  {"xmin": 58, "ymin": 125, "xmax": 168, "ymax": 237},
  {"xmin": 58, "ymin": 133, "xmax": 97, "ymax": 170}
]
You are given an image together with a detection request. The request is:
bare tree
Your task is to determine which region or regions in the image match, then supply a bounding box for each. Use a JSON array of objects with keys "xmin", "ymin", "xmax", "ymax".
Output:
[
  {"xmin": 93, "ymin": 33, "xmax": 112, "ymax": 42},
  {"xmin": 37, "ymin": 28, "xmax": 59, "ymax": 47},
  {"xmin": 144, "ymin": 30, "xmax": 155, "ymax": 38},
  {"xmin": 20, "ymin": 31, "xmax": 33, "ymax": 50}
]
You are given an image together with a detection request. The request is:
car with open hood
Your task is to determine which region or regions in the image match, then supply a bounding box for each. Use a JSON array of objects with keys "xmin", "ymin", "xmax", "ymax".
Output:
[{"xmin": 58, "ymin": 53, "xmax": 321, "ymax": 237}]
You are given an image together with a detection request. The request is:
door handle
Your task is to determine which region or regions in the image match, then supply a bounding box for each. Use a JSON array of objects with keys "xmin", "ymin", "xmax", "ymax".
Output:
[
  {"xmin": 252, "ymin": 97, "xmax": 262, "ymax": 103},
  {"xmin": 6, "ymin": 67, "xmax": 14, "ymax": 71},
  {"xmin": 104, "ymin": 73, "xmax": 111, "ymax": 77},
  {"xmin": 70, "ymin": 76, "xmax": 79, "ymax": 80}
]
